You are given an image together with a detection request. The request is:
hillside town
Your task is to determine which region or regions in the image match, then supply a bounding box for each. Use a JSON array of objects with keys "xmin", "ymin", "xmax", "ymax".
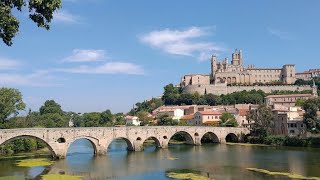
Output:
[{"xmin": 125, "ymin": 50, "xmax": 320, "ymax": 139}]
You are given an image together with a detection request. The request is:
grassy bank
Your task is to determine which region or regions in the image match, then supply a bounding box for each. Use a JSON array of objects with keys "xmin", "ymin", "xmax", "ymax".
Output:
[
  {"xmin": 246, "ymin": 136, "xmax": 320, "ymax": 148},
  {"xmin": 0, "ymin": 148, "xmax": 51, "ymax": 160}
]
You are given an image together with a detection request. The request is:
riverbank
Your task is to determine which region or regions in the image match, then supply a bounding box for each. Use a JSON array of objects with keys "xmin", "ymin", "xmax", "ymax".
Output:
[
  {"xmin": 0, "ymin": 148, "xmax": 51, "ymax": 160},
  {"xmin": 246, "ymin": 135, "xmax": 320, "ymax": 148}
]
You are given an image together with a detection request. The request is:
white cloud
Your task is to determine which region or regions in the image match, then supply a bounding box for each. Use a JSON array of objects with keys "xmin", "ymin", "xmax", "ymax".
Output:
[
  {"xmin": 140, "ymin": 26, "xmax": 224, "ymax": 61},
  {"xmin": 0, "ymin": 70, "xmax": 59, "ymax": 87},
  {"xmin": 57, "ymin": 62, "xmax": 144, "ymax": 75},
  {"xmin": 267, "ymin": 28, "xmax": 293, "ymax": 40},
  {"xmin": 0, "ymin": 57, "xmax": 20, "ymax": 70},
  {"xmin": 53, "ymin": 10, "xmax": 81, "ymax": 24},
  {"xmin": 64, "ymin": 49, "xmax": 106, "ymax": 62}
]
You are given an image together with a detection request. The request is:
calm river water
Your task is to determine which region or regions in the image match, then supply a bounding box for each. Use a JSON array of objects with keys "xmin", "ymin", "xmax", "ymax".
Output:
[{"xmin": 0, "ymin": 139, "xmax": 319, "ymax": 180}]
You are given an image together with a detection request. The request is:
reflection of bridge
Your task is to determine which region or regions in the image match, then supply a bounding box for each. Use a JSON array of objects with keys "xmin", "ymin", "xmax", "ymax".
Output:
[{"xmin": 0, "ymin": 127, "xmax": 249, "ymax": 159}]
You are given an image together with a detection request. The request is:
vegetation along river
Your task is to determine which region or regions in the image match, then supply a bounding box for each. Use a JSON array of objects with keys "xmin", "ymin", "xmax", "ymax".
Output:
[{"xmin": 0, "ymin": 139, "xmax": 319, "ymax": 180}]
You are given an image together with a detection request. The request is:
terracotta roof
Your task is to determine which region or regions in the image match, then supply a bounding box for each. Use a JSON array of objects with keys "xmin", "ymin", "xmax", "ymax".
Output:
[
  {"xmin": 180, "ymin": 115, "xmax": 194, "ymax": 120},
  {"xmin": 198, "ymin": 111, "xmax": 222, "ymax": 115},
  {"xmin": 265, "ymin": 94, "xmax": 312, "ymax": 98},
  {"xmin": 238, "ymin": 109, "xmax": 249, "ymax": 116},
  {"xmin": 125, "ymin": 116, "xmax": 138, "ymax": 120}
]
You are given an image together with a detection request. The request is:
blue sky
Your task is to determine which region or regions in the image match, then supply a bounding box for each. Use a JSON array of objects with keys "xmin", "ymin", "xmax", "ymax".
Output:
[{"xmin": 0, "ymin": 0, "xmax": 319, "ymax": 113}]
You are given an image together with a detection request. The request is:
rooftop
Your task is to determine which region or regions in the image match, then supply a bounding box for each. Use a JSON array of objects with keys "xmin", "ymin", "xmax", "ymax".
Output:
[{"xmin": 197, "ymin": 111, "xmax": 222, "ymax": 115}]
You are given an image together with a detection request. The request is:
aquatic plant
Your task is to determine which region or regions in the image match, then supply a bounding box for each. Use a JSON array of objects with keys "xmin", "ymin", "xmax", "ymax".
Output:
[
  {"xmin": 41, "ymin": 174, "xmax": 82, "ymax": 180},
  {"xmin": 15, "ymin": 158, "xmax": 54, "ymax": 167},
  {"xmin": 166, "ymin": 169, "xmax": 211, "ymax": 180},
  {"xmin": 167, "ymin": 157, "xmax": 179, "ymax": 160},
  {"xmin": 247, "ymin": 168, "xmax": 320, "ymax": 180}
]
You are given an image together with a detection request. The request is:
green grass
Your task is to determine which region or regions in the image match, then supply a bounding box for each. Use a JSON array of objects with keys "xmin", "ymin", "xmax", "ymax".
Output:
[
  {"xmin": 0, "ymin": 148, "xmax": 51, "ymax": 160},
  {"xmin": 15, "ymin": 158, "xmax": 54, "ymax": 167},
  {"xmin": 247, "ymin": 168, "xmax": 320, "ymax": 180}
]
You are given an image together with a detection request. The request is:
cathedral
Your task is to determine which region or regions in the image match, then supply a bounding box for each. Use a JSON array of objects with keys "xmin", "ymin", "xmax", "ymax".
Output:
[{"xmin": 181, "ymin": 49, "xmax": 298, "ymax": 87}]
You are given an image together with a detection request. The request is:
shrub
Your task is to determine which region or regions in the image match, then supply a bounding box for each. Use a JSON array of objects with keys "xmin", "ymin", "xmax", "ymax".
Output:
[
  {"xmin": 247, "ymin": 136, "xmax": 264, "ymax": 144},
  {"xmin": 264, "ymin": 135, "xmax": 285, "ymax": 146}
]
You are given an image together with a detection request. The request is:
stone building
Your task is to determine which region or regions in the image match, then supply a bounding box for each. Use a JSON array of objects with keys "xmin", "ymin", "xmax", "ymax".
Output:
[
  {"xmin": 265, "ymin": 94, "xmax": 314, "ymax": 108},
  {"xmin": 296, "ymin": 69, "xmax": 320, "ymax": 80},
  {"xmin": 180, "ymin": 49, "xmax": 316, "ymax": 95},
  {"xmin": 189, "ymin": 111, "xmax": 222, "ymax": 126},
  {"xmin": 181, "ymin": 49, "xmax": 297, "ymax": 87}
]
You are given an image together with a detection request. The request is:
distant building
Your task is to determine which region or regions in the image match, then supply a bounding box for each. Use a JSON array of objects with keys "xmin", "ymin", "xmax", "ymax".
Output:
[
  {"xmin": 272, "ymin": 106, "xmax": 306, "ymax": 137},
  {"xmin": 190, "ymin": 111, "xmax": 222, "ymax": 126},
  {"xmin": 152, "ymin": 106, "xmax": 188, "ymax": 120},
  {"xmin": 296, "ymin": 69, "xmax": 320, "ymax": 80},
  {"xmin": 179, "ymin": 49, "xmax": 315, "ymax": 95},
  {"xmin": 125, "ymin": 116, "xmax": 141, "ymax": 126},
  {"xmin": 265, "ymin": 94, "xmax": 314, "ymax": 107},
  {"xmin": 235, "ymin": 109, "xmax": 250, "ymax": 128}
]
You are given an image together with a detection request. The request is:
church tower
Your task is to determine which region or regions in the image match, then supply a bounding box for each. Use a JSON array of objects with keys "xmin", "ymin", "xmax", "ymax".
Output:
[
  {"xmin": 231, "ymin": 49, "xmax": 242, "ymax": 66},
  {"xmin": 211, "ymin": 54, "xmax": 217, "ymax": 77}
]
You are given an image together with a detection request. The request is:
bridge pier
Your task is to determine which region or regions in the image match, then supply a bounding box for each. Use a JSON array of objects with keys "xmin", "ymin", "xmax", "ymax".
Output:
[{"xmin": 194, "ymin": 136, "xmax": 202, "ymax": 146}]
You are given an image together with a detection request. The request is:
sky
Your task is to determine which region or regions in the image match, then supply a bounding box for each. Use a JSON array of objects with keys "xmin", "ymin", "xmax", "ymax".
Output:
[{"xmin": 0, "ymin": 0, "xmax": 320, "ymax": 113}]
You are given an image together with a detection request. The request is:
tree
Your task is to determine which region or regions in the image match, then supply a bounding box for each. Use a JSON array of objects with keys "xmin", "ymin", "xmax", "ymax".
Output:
[
  {"xmin": 0, "ymin": 87, "xmax": 26, "ymax": 123},
  {"xmin": 220, "ymin": 112, "xmax": 238, "ymax": 127},
  {"xmin": 0, "ymin": 0, "xmax": 61, "ymax": 46},
  {"xmin": 302, "ymin": 97, "xmax": 320, "ymax": 133},
  {"xmin": 247, "ymin": 105, "xmax": 274, "ymax": 137},
  {"xmin": 39, "ymin": 100, "xmax": 63, "ymax": 115},
  {"xmin": 136, "ymin": 111, "xmax": 153, "ymax": 125},
  {"xmin": 157, "ymin": 114, "xmax": 178, "ymax": 126},
  {"xmin": 83, "ymin": 112, "xmax": 101, "ymax": 127}
]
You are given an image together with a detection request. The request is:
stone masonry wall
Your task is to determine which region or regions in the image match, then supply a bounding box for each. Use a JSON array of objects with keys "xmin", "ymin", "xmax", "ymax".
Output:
[{"xmin": 183, "ymin": 84, "xmax": 313, "ymax": 95}]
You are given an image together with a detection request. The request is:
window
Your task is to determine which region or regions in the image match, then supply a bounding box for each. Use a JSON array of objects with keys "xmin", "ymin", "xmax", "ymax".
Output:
[{"xmin": 290, "ymin": 130, "xmax": 295, "ymax": 134}]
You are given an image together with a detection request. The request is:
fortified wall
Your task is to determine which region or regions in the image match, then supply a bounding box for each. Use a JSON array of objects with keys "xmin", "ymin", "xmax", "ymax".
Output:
[{"xmin": 182, "ymin": 84, "xmax": 313, "ymax": 95}]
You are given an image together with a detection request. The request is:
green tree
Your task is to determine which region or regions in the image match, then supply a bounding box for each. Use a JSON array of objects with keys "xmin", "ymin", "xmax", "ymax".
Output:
[
  {"xmin": 303, "ymin": 97, "xmax": 320, "ymax": 133},
  {"xmin": 39, "ymin": 100, "xmax": 63, "ymax": 115},
  {"xmin": 157, "ymin": 114, "xmax": 178, "ymax": 126},
  {"xmin": 136, "ymin": 111, "xmax": 153, "ymax": 125},
  {"xmin": 247, "ymin": 105, "xmax": 274, "ymax": 137},
  {"xmin": 0, "ymin": 0, "xmax": 62, "ymax": 46},
  {"xmin": 100, "ymin": 109, "xmax": 113, "ymax": 125},
  {"xmin": 0, "ymin": 87, "xmax": 26, "ymax": 123},
  {"xmin": 220, "ymin": 112, "xmax": 238, "ymax": 127},
  {"xmin": 83, "ymin": 112, "xmax": 101, "ymax": 127}
]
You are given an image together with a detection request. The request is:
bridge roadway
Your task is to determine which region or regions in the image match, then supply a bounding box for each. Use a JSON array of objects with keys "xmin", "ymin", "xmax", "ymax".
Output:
[{"xmin": 0, "ymin": 126, "xmax": 249, "ymax": 159}]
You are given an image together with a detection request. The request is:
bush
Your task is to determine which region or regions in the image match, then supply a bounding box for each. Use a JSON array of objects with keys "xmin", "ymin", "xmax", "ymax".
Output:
[
  {"xmin": 283, "ymin": 136, "xmax": 305, "ymax": 147},
  {"xmin": 264, "ymin": 135, "xmax": 285, "ymax": 146},
  {"xmin": 306, "ymin": 137, "xmax": 320, "ymax": 148},
  {"xmin": 247, "ymin": 136, "xmax": 264, "ymax": 144}
]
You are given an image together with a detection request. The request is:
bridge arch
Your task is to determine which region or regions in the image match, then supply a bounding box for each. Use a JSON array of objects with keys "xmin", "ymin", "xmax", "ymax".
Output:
[
  {"xmin": 201, "ymin": 132, "xmax": 220, "ymax": 143},
  {"xmin": 169, "ymin": 131, "xmax": 194, "ymax": 145},
  {"xmin": 0, "ymin": 135, "xmax": 56, "ymax": 157},
  {"xmin": 225, "ymin": 133, "xmax": 239, "ymax": 142},
  {"xmin": 107, "ymin": 137, "xmax": 134, "ymax": 151},
  {"xmin": 142, "ymin": 136, "xmax": 161, "ymax": 148},
  {"xmin": 66, "ymin": 136, "xmax": 99, "ymax": 155}
]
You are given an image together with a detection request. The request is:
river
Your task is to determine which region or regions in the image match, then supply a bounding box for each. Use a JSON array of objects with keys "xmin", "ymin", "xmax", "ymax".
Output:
[{"xmin": 0, "ymin": 139, "xmax": 319, "ymax": 180}]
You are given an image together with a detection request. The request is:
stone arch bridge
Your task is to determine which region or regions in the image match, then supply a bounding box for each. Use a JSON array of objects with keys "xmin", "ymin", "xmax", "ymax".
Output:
[{"xmin": 0, "ymin": 126, "xmax": 249, "ymax": 159}]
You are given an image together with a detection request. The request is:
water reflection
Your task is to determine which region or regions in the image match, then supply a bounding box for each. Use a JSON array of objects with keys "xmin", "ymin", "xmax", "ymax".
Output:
[{"xmin": 0, "ymin": 140, "xmax": 320, "ymax": 180}]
